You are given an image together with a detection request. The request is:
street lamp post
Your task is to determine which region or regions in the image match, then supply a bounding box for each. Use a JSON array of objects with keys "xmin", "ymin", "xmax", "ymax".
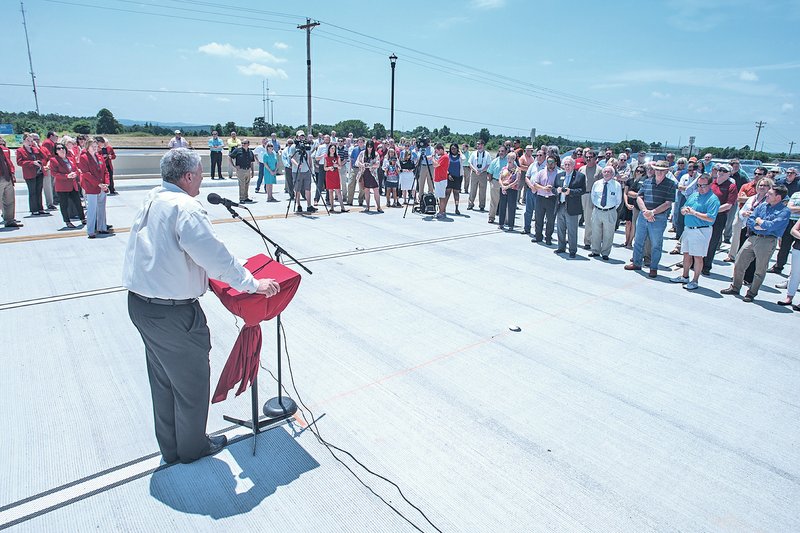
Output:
[{"xmin": 389, "ymin": 53, "xmax": 397, "ymax": 139}]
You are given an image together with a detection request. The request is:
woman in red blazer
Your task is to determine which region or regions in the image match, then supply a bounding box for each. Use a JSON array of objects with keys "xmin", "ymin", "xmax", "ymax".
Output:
[
  {"xmin": 50, "ymin": 143, "xmax": 85, "ymax": 228},
  {"xmin": 15, "ymin": 133, "xmax": 47, "ymax": 215},
  {"xmin": 78, "ymin": 140, "xmax": 112, "ymax": 238},
  {"xmin": 95, "ymin": 136, "xmax": 117, "ymax": 194}
]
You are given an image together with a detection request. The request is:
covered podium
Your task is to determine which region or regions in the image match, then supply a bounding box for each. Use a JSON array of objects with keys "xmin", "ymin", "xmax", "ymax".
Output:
[{"xmin": 208, "ymin": 253, "xmax": 302, "ymax": 452}]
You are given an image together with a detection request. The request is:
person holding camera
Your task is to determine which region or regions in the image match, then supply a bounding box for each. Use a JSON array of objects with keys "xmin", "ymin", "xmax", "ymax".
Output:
[
  {"xmin": 229, "ymin": 140, "xmax": 256, "ymax": 204},
  {"xmin": 324, "ymin": 143, "xmax": 348, "ymax": 213},
  {"xmin": 357, "ymin": 140, "xmax": 382, "ymax": 213},
  {"xmin": 95, "ymin": 136, "xmax": 117, "ymax": 195},
  {"xmin": 432, "ymin": 143, "xmax": 449, "ymax": 219},
  {"xmin": 290, "ymin": 131, "xmax": 317, "ymax": 213}
]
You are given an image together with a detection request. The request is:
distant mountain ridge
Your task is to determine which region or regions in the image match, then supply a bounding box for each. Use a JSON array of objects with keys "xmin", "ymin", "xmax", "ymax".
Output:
[{"xmin": 118, "ymin": 118, "xmax": 210, "ymax": 131}]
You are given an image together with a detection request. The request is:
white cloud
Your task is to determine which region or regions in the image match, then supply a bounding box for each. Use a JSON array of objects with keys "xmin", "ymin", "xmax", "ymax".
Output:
[
  {"xmin": 198, "ymin": 42, "xmax": 286, "ymax": 63},
  {"xmin": 739, "ymin": 70, "xmax": 758, "ymax": 81},
  {"xmin": 651, "ymin": 91, "xmax": 671, "ymax": 99},
  {"xmin": 540, "ymin": 60, "xmax": 553, "ymax": 66},
  {"xmin": 81, "ymin": 37, "xmax": 94, "ymax": 45},
  {"xmin": 147, "ymin": 95, "xmax": 157, "ymax": 101},
  {"xmin": 274, "ymin": 42, "xmax": 289, "ymax": 50},
  {"xmin": 215, "ymin": 97, "xmax": 231, "ymax": 102},
  {"xmin": 437, "ymin": 16, "xmax": 467, "ymax": 29},
  {"xmin": 613, "ymin": 65, "xmax": 792, "ymax": 98},
  {"xmin": 470, "ymin": 0, "xmax": 505, "ymax": 9},
  {"xmin": 237, "ymin": 63, "xmax": 288, "ymax": 79},
  {"xmin": 782, "ymin": 103, "xmax": 795, "ymax": 112}
]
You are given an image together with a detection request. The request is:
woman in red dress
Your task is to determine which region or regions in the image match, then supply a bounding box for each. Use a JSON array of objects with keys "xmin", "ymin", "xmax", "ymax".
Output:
[
  {"xmin": 49, "ymin": 143, "xmax": 85, "ymax": 228},
  {"xmin": 324, "ymin": 144, "xmax": 348, "ymax": 213}
]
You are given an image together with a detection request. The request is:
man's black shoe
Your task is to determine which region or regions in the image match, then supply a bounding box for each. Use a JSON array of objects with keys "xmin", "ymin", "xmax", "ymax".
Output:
[
  {"xmin": 720, "ymin": 287, "xmax": 739, "ymax": 295},
  {"xmin": 307, "ymin": 205, "xmax": 318, "ymax": 213},
  {"xmin": 295, "ymin": 206, "xmax": 303, "ymax": 213},
  {"xmin": 5, "ymin": 222, "xmax": 23, "ymax": 228},
  {"xmin": 181, "ymin": 434, "xmax": 227, "ymax": 463},
  {"xmin": 554, "ymin": 248, "xmax": 566, "ymax": 254},
  {"xmin": 583, "ymin": 244, "xmax": 591, "ymax": 250},
  {"xmin": 588, "ymin": 252, "xmax": 600, "ymax": 257}
]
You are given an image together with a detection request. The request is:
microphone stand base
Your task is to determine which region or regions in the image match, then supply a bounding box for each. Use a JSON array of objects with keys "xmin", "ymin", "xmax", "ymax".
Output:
[{"xmin": 263, "ymin": 396, "xmax": 298, "ymax": 418}]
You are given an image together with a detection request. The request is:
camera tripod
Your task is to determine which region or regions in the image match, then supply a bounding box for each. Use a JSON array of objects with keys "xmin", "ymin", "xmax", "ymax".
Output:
[
  {"xmin": 284, "ymin": 148, "xmax": 330, "ymax": 218},
  {"xmin": 402, "ymin": 148, "xmax": 435, "ymax": 219}
]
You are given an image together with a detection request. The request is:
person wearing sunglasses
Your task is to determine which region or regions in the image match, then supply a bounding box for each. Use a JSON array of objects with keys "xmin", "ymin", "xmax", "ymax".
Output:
[
  {"xmin": 49, "ymin": 143, "xmax": 85, "ymax": 228},
  {"xmin": 670, "ymin": 162, "xmax": 701, "ymax": 254},
  {"xmin": 0, "ymin": 138, "xmax": 22, "ymax": 228},
  {"xmin": 671, "ymin": 174, "xmax": 720, "ymax": 290},
  {"xmin": 702, "ymin": 164, "xmax": 738, "ymax": 275}
]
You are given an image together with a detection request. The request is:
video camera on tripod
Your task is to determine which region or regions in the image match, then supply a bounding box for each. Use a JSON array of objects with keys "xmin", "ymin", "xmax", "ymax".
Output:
[
  {"xmin": 416, "ymin": 137, "xmax": 430, "ymax": 150},
  {"xmin": 295, "ymin": 139, "xmax": 313, "ymax": 154}
]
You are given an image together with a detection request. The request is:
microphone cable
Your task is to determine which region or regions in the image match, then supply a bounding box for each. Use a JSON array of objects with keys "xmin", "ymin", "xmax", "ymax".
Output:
[
  {"xmin": 242, "ymin": 198, "xmax": 442, "ymax": 531},
  {"xmin": 259, "ymin": 321, "xmax": 443, "ymax": 533}
]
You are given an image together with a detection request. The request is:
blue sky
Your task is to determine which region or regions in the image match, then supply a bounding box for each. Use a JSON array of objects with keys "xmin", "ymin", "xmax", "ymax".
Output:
[{"xmin": 3, "ymin": 0, "xmax": 799, "ymax": 151}]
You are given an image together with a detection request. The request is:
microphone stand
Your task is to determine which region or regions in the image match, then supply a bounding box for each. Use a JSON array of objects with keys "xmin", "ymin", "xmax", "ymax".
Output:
[{"xmin": 219, "ymin": 203, "xmax": 312, "ymax": 454}]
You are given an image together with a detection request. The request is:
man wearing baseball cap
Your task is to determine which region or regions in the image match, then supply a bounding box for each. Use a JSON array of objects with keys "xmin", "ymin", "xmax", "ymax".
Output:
[
  {"xmin": 168, "ymin": 130, "xmax": 190, "ymax": 149},
  {"xmin": 702, "ymin": 163, "xmax": 738, "ymax": 275}
]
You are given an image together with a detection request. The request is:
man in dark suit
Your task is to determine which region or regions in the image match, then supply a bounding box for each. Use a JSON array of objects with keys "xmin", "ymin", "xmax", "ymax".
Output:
[{"xmin": 553, "ymin": 156, "xmax": 586, "ymax": 258}]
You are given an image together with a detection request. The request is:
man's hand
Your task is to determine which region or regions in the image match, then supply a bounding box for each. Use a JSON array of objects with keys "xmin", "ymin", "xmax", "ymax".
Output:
[{"xmin": 256, "ymin": 278, "xmax": 281, "ymax": 297}]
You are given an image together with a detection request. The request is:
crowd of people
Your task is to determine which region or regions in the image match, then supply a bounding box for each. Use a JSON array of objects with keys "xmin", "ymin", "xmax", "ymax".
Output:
[
  {"xmin": 4, "ymin": 127, "xmax": 799, "ymax": 309},
  {"xmin": 218, "ymin": 129, "xmax": 798, "ymax": 308},
  {"xmin": 1, "ymin": 131, "xmax": 115, "ymax": 237}
]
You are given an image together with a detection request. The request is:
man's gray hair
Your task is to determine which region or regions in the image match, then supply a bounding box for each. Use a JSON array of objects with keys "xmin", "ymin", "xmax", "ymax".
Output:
[
  {"xmin": 161, "ymin": 148, "xmax": 201, "ymax": 184},
  {"xmin": 561, "ymin": 156, "xmax": 575, "ymax": 166}
]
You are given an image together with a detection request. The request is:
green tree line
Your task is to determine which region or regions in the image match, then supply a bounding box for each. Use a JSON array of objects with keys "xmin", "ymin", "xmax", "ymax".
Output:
[{"xmin": 0, "ymin": 109, "xmax": 791, "ymax": 161}]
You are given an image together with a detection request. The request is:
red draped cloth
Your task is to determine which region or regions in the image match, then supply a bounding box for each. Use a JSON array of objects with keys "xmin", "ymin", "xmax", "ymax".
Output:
[{"xmin": 209, "ymin": 254, "xmax": 301, "ymax": 403}]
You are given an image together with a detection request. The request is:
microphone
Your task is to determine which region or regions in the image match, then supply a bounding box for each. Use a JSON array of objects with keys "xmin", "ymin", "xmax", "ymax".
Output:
[{"xmin": 207, "ymin": 193, "xmax": 239, "ymax": 208}]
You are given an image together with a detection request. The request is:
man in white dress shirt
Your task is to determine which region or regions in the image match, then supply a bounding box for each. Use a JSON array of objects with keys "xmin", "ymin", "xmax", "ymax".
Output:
[
  {"xmin": 588, "ymin": 165, "xmax": 622, "ymax": 260},
  {"xmin": 123, "ymin": 148, "xmax": 280, "ymax": 464}
]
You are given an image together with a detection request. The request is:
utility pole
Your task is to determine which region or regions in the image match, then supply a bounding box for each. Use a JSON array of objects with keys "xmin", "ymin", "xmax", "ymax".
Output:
[
  {"xmin": 20, "ymin": 1, "xmax": 39, "ymax": 114},
  {"xmin": 262, "ymin": 79, "xmax": 266, "ymax": 122},
  {"xmin": 789, "ymin": 141, "xmax": 795, "ymax": 157},
  {"xmin": 753, "ymin": 121, "xmax": 766, "ymax": 155},
  {"xmin": 298, "ymin": 18, "xmax": 319, "ymax": 136}
]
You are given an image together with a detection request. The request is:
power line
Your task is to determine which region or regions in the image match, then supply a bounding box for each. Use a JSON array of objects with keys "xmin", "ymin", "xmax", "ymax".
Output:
[
  {"xmin": 42, "ymin": 0, "xmax": 297, "ymax": 32},
  {"xmin": 1, "ymin": 81, "xmax": 616, "ymax": 140},
  {"xmin": 41, "ymin": 0, "xmax": 750, "ymax": 131}
]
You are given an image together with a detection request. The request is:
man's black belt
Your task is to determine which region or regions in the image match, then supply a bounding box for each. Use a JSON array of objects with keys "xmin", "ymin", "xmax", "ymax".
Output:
[
  {"xmin": 686, "ymin": 226, "xmax": 710, "ymax": 229},
  {"xmin": 595, "ymin": 206, "xmax": 617, "ymax": 211},
  {"xmin": 131, "ymin": 291, "xmax": 197, "ymax": 306},
  {"xmin": 752, "ymin": 234, "xmax": 777, "ymax": 238}
]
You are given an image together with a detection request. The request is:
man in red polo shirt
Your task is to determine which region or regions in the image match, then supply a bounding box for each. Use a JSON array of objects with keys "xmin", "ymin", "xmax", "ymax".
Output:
[{"xmin": 703, "ymin": 163, "xmax": 738, "ymax": 275}]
